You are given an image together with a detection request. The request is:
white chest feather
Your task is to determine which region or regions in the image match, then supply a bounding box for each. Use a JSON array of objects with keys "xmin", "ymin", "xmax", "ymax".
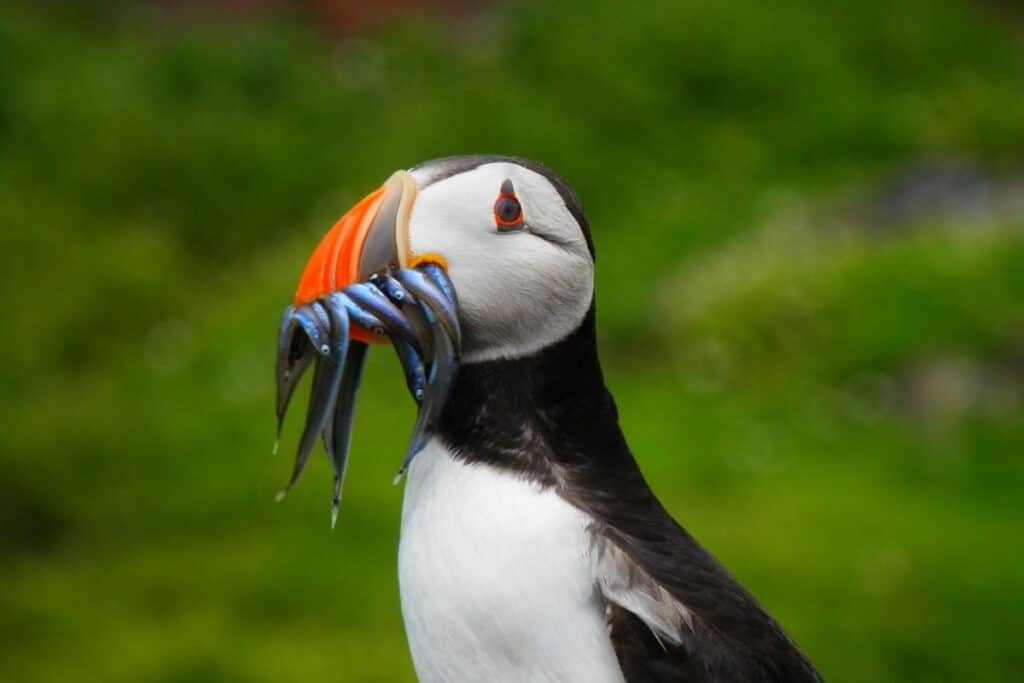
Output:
[{"xmin": 398, "ymin": 440, "xmax": 626, "ymax": 683}]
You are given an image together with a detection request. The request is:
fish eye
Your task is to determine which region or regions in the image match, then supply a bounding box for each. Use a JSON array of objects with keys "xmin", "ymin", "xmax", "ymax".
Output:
[{"xmin": 494, "ymin": 179, "xmax": 524, "ymax": 229}]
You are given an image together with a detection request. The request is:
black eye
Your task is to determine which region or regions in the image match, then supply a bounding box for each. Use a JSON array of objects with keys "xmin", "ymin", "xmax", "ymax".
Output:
[{"xmin": 494, "ymin": 196, "xmax": 522, "ymax": 225}]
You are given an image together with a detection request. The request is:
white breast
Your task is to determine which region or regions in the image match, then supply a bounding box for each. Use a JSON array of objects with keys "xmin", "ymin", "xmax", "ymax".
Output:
[{"xmin": 398, "ymin": 439, "xmax": 626, "ymax": 683}]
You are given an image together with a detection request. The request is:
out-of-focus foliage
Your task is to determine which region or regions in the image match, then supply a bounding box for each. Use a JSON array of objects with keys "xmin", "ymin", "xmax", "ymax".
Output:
[{"xmin": 0, "ymin": 1, "xmax": 1021, "ymax": 681}]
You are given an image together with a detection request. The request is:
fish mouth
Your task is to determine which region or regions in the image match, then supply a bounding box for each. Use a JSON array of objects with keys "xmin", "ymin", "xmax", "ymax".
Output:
[{"xmin": 274, "ymin": 171, "xmax": 461, "ymax": 527}]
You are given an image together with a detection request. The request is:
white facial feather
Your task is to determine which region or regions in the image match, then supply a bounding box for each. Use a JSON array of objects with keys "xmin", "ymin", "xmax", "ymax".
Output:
[{"xmin": 408, "ymin": 162, "xmax": 594, "ymax": 363}]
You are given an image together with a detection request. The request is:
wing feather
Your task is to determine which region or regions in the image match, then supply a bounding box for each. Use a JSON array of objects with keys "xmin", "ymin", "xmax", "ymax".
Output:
[{"xmin": 593, "ymin": 533, "xmax": 692, "ymax": 646}]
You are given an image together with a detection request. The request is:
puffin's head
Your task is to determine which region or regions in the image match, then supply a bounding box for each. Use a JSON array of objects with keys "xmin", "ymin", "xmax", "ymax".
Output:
[
  {"xmin": 405, "ymin": 157, "xmax": 595, "ymax": 362},
  {"xmin": 294, "ymin": 155, "xmax": 595, "ymax": 363},
  {"xmin": 277, "ymin": 156, "xmax": 595, "ymax": 522}
]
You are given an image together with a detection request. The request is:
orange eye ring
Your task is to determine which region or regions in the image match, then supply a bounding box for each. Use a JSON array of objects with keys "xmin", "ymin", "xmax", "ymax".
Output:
[{"xmin": 494, "ymin": 179, "xmax": 524, "ymax": 229}]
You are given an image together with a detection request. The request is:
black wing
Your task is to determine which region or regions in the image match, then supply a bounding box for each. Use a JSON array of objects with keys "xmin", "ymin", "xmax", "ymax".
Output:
[{"xmin": 564, "ymin": 431, "xmax": 823, "ymax": 682}]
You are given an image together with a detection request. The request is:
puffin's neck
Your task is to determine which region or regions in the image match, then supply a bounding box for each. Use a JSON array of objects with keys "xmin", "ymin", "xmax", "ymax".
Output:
[{"xmin": 437, "ymin": 304, "xmax": 632, "ymax": 485}]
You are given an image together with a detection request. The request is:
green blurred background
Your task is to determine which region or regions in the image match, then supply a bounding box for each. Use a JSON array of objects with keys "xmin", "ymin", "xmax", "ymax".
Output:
[{"xmin": 1, "ymin": 1, "xmax": 1022, "ymax": 680}]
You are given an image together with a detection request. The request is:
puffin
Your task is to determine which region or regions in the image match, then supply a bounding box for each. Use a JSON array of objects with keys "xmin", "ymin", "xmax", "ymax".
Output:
[{"xmin": 277, "ymin": 155, "xmax": 823, "ymax": 682}]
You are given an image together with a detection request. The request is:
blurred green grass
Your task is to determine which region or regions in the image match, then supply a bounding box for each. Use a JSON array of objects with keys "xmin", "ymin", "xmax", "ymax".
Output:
[{"xmin": 1, "ymin": 1, "xmax": 1022, "ymax": 681}]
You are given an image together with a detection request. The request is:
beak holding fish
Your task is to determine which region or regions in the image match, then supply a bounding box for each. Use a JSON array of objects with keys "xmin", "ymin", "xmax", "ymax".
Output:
[{"xmin": 274, "ymin": 170, "xmax": 461, "ymax": 527}]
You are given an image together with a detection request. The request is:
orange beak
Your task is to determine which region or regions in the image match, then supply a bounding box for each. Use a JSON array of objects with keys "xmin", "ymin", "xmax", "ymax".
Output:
[{"xmin": 294, "ymin": 171, "xmax": 419, "ymax": 342}]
